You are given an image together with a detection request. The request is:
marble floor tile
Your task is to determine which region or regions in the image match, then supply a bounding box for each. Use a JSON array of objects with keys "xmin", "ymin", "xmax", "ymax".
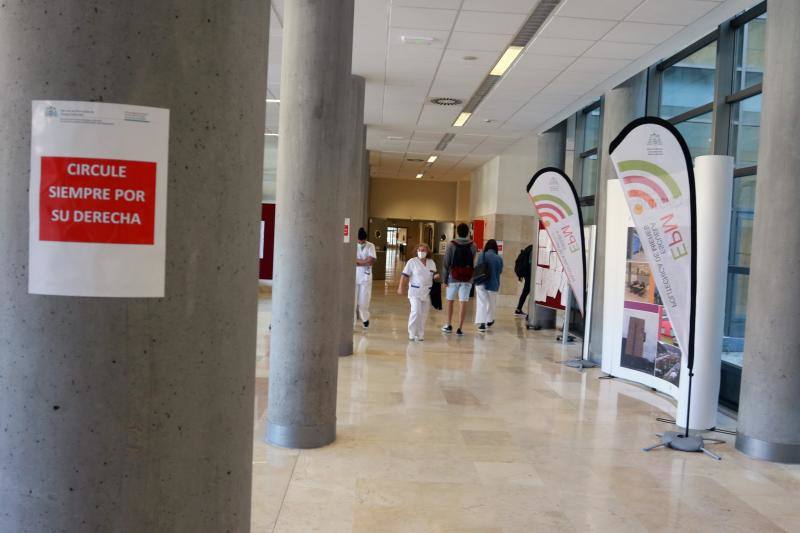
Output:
[{"xmin": 251, "ymin": 275, "xmax": 795, "ymax": 532}]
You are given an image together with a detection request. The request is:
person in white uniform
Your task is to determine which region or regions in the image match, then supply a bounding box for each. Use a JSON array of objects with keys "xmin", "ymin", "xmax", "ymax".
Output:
[
  {"xmin": 355, "ymin": 228, "xmax": 377, "ymax": 329},
  {"xmin": 397, "ymin": 243, "xmax": 439, "ymax": 341}
]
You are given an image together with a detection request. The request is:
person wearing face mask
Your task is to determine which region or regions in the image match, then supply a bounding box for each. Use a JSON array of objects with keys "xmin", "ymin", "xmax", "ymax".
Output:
[
  {"xmin": 397, "ymin": 243, "xmax": 440, "ymax": 341},
  {"xmin": 355, "ymin": 227, "xmax": 377, "ymax": 329}
]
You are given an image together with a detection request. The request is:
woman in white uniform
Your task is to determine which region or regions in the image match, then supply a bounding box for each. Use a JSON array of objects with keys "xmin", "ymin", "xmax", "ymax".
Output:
[
  {"xmin": 355, "ymin": 228, "xmax": 377, "ymax": 328},
  {"xmin": 397, "ymin": 243, "xmax": 439, "ymax": 341}
]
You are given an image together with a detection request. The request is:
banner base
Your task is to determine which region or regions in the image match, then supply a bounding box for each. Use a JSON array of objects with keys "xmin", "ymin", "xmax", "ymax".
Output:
[
  {"xmin": 643, "ymin": 431, "xmax": 725, "ymax": 461},
  {"xmin": 562, "ymin": 358, "xmax": 599, "ymax": 370}
]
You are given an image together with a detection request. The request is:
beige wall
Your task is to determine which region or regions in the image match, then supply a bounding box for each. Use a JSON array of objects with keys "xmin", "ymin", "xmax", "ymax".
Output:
[
  {"xmin": 456, "ymin": 180, "xmax": 471, "ymax": 222},
  {"xmin": 369, "ymin": 178, "xmax": 457, "ymax": 221}
]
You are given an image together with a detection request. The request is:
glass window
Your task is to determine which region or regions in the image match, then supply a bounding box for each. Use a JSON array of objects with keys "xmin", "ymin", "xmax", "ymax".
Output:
[
  {"xmin": 735, "ymin": 14, "xmax": 767, "ymax": 91},
  {"xmin": 580, "ymin": 153, "xmax": 598, "ymax": 197},
  {"xmin": 729, "ymin": 94, "xmax": 762, "ymax": 168},
  {"xmin": 583, "ymin": 107, "xmax": 600, "ymax": 151},
  {"xmin": 659, "ymin": 41, "xmax": 717, "ymax": 119},
  {"xmin": 674, "ymin": 111, "xmax": 713, "ymax": 159}
]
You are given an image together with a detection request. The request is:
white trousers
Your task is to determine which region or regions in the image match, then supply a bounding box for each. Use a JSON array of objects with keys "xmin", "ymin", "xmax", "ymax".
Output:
[
  {"xmin": 408, "ymin": 297, "xmax": 430, "ymax": 339},
  {"xmin": 474, "ymin": 285, "xmax": 497, "ymax": 324},
  {"xmin": 355, "ymin": 282, "xmax": 372, "ymax": 322}
]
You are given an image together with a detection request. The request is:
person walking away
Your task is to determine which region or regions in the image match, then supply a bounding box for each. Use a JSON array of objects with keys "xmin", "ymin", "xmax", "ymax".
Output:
[
  {"xmin": 513, "ymin": 244, "xmax": 533, "ymax": 317},
  {"xmin": 397, "ymin": 243, "xmax": 439, "ymax": 341},
  {"xmin": 475, "ymin": 239, "xmax": 503, "ymax": 332},
  {"xmin": 355, "ymin": 227, "xmax": 377, "ymax": 329},
  {"xmin": 441, "ymin": 223, "xmax": 477, "ymax": 336}
]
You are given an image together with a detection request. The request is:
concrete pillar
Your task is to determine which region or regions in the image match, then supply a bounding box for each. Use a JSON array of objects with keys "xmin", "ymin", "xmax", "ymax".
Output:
[
  {"xmin": 267, "ymin": 0, "xmax": 355, "ymax": 448},
  {"xmin": 586, "ymin": 72, "xmax": 647, "ymax": 363},
  {"xmin": 339, "ymin": 75, "xmax": 366, "ymax": 357},
  {"xmin": 528, "ymin": 124, "xmax": 566, "ymax": 329},
  {"xmin": 0, "ymin": 2, "xmax": 268, "ymax": 531},
  {"xmin": 736, "ymin": 0, "xmax": 800, "ymax": 464}
]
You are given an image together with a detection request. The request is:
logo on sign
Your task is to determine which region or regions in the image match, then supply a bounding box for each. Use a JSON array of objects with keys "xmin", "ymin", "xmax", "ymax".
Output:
[
  {"xmin": 532, "ymin": 194, "xmax": 573, "ymax": 227},
  {"xmin": 45, "ymin": 106, "xmax": 58, "ymax": 118}
]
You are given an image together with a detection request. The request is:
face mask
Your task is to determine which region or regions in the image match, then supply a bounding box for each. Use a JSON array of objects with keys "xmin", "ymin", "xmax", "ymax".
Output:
[{"xmin": 417, "ymin": 251, "xmax": 427, "ymax": 259}]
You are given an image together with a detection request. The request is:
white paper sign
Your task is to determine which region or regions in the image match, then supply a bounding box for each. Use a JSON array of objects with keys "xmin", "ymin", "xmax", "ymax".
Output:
[{"xmin": 29, "ymin": 100, "xmax": 169, "ymax": 297}]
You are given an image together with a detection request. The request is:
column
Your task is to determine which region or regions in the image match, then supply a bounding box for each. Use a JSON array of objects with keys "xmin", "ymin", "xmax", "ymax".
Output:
[
  {"xmin": 267, "ymin": 0, "xmax": 355, "ymax": 448},
  {"xmin": 586, "ymin": 72, "xmax": 647, "ymax": 363},
  {"xmin": 736, "ymin": 0, "xmax": 800, "ymax": 464},
  {"xmin": 528, "ymin": 124, "xmax": 566, "ymax": 329},
  {"xmin": 338, "ymin": 75, "xmax": 366, "ymax": 357},
  {"xmin": 0, "ymin": 2, "xmax": 269, "ymax": 531}
]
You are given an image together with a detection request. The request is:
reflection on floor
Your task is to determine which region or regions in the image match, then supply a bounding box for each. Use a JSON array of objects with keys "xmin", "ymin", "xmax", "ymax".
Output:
[{"xmin": 252, "ymin": 279, "xmax": 799, "ymax": 532}]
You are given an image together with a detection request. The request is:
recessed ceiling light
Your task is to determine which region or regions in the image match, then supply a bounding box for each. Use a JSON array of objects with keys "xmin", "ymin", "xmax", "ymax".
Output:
[
  {"xmin": 386, "ymin": 135, "xmax": 406, "ymax": 140},
  {"xmin": 490, "ymin": 46, "xmax": 524, "ymax": 76},
  {"xmin": 427, "ymin": 155, "xmax": 438, "ymax": 163},
  {"xmin": 453, "ymin": 112, "xmax": 472, "ymax": 128},
  {"xmin": 416, "ymin": 173, "xmax": 424, "ymax": 179},
  {"xmin": 266, "ymin": 99, "xmax": 280, "ymax": 103},
  {"xmin": 462, "ymin": 55, "xmax": 478, "ymax": 61}
]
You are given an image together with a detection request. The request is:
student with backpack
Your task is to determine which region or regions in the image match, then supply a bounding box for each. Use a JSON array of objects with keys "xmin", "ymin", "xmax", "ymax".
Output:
[
  {"xmin": 474, "ymin": 239, "xmax": 503, "ymax": 332},
  {"xmin": 514, "ymin": 244, "xmax": 533, "ymax": 317},
  {"xmin": 441, "ymin": 223, "xmax": 477, "ymax": 336}
]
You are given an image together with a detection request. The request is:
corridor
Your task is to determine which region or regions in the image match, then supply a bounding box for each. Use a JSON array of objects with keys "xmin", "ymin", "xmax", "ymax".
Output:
[{"xmin": 251, "ymin": 279, "xmax": 798, "ymax": 532}]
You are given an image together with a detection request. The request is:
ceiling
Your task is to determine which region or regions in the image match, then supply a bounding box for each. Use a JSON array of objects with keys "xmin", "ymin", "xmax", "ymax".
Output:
[{"xmin": 265, "ymin": 0, "xmax": 758, "ymax": 185}]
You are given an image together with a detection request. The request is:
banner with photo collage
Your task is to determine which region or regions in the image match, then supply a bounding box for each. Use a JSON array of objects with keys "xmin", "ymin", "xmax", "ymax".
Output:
[{"xmin": 609, "ymin": 117, "xmax": 697, "ymax": 386}]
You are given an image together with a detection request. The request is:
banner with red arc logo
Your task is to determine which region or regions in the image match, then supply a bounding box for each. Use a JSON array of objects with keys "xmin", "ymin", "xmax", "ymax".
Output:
[
  {"xmin": 526, "ymin": 168, "xmax": 586, "ymax": 315},
  {"xmin": 609, "ymin": 117, "xmax": 697, "ymax": 369}
]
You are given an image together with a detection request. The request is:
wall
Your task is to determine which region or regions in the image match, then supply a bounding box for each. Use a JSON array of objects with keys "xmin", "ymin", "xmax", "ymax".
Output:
[
  {"xmin": 369, "ymin": 177, "xmax": 457, "ymax": 221},
  {"xmin": 456, "ymin": 180, "xmax": 471, "ymax": 222},
  {"xmin": 495, "ymin": 137, "xmax": 539, "ymax": 216},
  {"xmin": 469, "ymin": 157, "xmax": 499, "ymax": 217}
]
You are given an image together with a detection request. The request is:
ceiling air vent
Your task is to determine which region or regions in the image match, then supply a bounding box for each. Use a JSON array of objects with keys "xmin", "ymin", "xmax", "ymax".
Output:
[{"xmin": 430, "ymin": 97, "xmax": 463, "ymax": 106}]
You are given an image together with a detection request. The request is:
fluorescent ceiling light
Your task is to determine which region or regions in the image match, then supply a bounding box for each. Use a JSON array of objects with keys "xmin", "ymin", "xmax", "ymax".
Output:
[
  {"xmin": 264, "ymin": 133, "xmax": 279, "ymax": 137},
  {"xmin": 401, "ymin": 35, "xmax": 435, "ymax": 45},
  {"xmin": 427, "ymin": 155, "xmax": 438, "ymax": 163},
  {"xmin": 490, "ymin": 46, "xmax": 524, "ymax": 76},
  {"xmin": 266, "ymin": 98, "xmax": 280, "ymax": 103},
  {"xmin": 453, "ymin": 112, "xmax": 472, "ymax": 128},
  {"xmin": 416, "ymin": 173, "xmax": 424, "ymax": 179}
]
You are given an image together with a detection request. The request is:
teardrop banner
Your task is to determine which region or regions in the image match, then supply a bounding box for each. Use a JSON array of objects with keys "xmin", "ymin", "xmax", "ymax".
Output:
[
  {"xmin": 609, "ymin": 116, "xmax": 719, "ymax": 455},
  {"xmin": 609, "ymin": 117, "xmax": 696, "ymax": 370},
  {"xmin": 526, "ymin": 168, "xmax": 586, "ymax": 316}
]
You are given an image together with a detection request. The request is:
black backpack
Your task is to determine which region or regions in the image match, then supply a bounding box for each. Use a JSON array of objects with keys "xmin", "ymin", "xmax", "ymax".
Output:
[
  {"xmin": 514, "ymin": 245, "xmax": 533, "ymax": 280},
  {"xmin": 450, "ymin": 242, "xmax": 474, "ymax": 282}
]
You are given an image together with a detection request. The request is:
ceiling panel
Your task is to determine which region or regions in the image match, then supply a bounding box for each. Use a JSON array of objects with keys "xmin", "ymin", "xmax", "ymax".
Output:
[
  {"xmin": 447, "ymin": 31, "xmax": 513, "ymax": 52},
  {"xmin": 526, "ymin": 37, "xmax": 595, "ymax": 56},
  {"xmin": 626, "ymin": 0, "xmax": 719, "ymax": 26},
  {"xmin": 601, "ymin": 22, "xmax": 684, "ymax": 44},
  {"xmin": 461, "ymin": 0, "xmax": 536, "ymax": 14},
  {"xmin": 557, "ymin": 0, "xmax": 643, "ymax": 21},
  {"xmin": 582, "ymin": 40, "xmax": 655, "ymax": 60},
  {"xmin": 390, "ymin": 7, "xmax": 458, "ymax": 31},
  {"xmin": 515, "ymin": 52, "xmax": 576, "ymax": 70},
  {"xmin": 393, "ymin": 0, "xmax": 462, "ymax": 8},
  {"xmin": 454, "ymin": 11, "xmax": 528, "ymax": 34},
  {"xmin": 568, "ymin": 56, "xmax": 632, "ymax": 73},
  {"xmin": 539, "ymin": 17, "xmax": 618, "ymax": 41}
]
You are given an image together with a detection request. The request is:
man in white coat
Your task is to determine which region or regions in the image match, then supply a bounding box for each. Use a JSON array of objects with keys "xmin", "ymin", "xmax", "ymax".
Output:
[{"xmin": 355, "ymin": 227, "xmax": 377, "ymax": 329}]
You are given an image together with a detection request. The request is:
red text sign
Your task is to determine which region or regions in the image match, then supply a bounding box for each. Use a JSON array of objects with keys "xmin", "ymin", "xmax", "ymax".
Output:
[{"xmin": 39, "ymin": 156, "xmax": 157, "ymax": 245}]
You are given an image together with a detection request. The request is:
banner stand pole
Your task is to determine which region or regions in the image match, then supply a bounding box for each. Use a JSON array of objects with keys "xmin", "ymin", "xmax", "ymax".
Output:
[
  {"xmin": 555, "ymin": 286, "xmax": 575, "ymax": 345},
  {"xmin": 559, "ymin": 286, "xmax": 599, "ymax": 371}
]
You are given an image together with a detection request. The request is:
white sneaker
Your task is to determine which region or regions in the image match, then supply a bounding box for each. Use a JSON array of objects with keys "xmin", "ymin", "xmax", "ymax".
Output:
[{"xmin": 409, "ymin": 336, "xmax": 416, "ymax": 341}]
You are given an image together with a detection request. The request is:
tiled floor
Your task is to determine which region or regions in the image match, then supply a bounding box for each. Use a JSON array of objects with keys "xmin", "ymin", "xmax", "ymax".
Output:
[{"xmin": 251, "ymin": 273, "xmax": 800, "ymax": 532}]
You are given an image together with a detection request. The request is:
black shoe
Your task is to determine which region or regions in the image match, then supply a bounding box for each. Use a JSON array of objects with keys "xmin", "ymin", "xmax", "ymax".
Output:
[
  {"xmin": 487, "ymin": 321, "xmax": 495, "ymax": 328},
  {"xmin": 441, "ymin": 324, "xmax": 453, "ymax": 334},
  {"xmin": 477, "ymin": 323, "xmax": 486, "ymax": 332},
  {"xmin": 456, "ymin": 328, "xmax": 464, "ymax": 336},
  {"xmin": 513, "ymin": 309, "xmax": 526, "ymax": 317},
  {"xmin": 363, "ymin": 320, "xmax": 369, "ymax": 329}
]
